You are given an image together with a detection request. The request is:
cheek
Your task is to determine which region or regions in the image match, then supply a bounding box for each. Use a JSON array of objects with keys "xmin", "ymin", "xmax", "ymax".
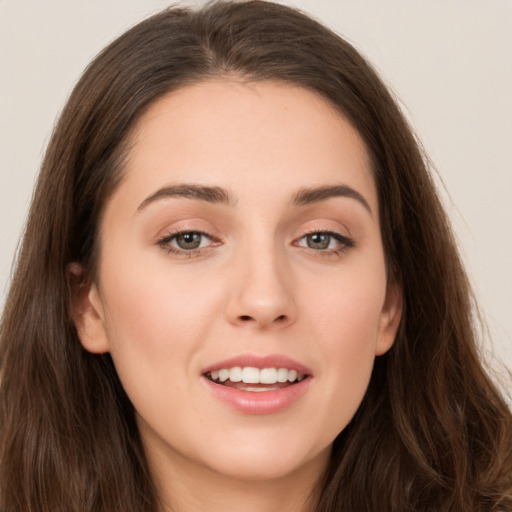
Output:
[
  {"xmin": 301, "ymin": 261, "xmax": 387, "ymax": 426},
  {"xmin": 97, "ymin": 265, "xmax": 224, "ymax": 433},
  {"xmin": 306, "ymin": 264, "xmax": 387, "ymax": 349},
  {"xmin": 313, "ymin": 288, "xmax": 383, "ymax": 379},
  {"xmin": 100, "ymin": 246, "xmax": 221, "ymax": 342},
  {"xmin": 97, "ymin": 251, "xmax": 233, "ymax": 402}
]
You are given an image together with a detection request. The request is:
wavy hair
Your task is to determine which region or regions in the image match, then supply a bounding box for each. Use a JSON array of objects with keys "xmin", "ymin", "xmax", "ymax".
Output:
[{"xmin": 1, "ymin": 2, "xmax": 511, "ymax": 511}]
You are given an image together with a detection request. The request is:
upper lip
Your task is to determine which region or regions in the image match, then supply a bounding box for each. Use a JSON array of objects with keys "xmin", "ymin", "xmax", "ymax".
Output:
[{"xmin": 201, "ymin": 353, "xmax": 312, "ymax": 376}]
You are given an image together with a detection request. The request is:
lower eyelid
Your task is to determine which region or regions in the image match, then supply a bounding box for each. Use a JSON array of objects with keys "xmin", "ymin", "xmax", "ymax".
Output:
[{"xmin": 294, "ymin": 231, "xmax": 355, "ymax": 253}]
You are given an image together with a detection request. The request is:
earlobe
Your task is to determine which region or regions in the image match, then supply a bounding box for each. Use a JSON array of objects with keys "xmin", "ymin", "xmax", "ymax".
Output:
[
  {"xmin": 375, "ymin": 280, "xmax": 403, "ymax": 356},
  {"xmin": 67, "ymin": 263, "xmax": 110, "ymax": 354}
]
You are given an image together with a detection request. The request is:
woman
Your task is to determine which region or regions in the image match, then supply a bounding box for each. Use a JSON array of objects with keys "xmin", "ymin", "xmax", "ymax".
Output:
[{"xmin": 1, "ymin": 1, "xmax": 511, "ymax": 511}]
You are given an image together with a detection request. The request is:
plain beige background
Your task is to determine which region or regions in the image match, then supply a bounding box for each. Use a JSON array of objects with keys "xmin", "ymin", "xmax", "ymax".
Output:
[{"xmin": 0, "ymin": 0, "xmax": 511, "ymax": 377}]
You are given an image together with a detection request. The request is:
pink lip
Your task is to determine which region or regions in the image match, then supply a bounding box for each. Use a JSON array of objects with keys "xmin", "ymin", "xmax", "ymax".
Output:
[
  {"xmin": 201, "ymin": 353, "xmax": 313, "ymax": 415},
  {"xmin": 202, "ymin": 376, "xmax": 311, "ymax": 415},
  {"xmin": 201, "ymin": 353, "xmax": 312, "ymax": 375}
]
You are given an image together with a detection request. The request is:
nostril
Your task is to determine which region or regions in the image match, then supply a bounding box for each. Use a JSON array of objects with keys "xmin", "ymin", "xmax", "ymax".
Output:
[{"xmin": 238, "ymin": 314, "xmax": 287, "ymax": 323}]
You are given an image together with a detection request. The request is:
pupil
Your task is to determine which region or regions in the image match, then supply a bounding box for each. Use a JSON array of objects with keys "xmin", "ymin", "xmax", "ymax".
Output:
[
  {"xmin": 307, "ymin": 233, "xmax": 329, "ymax": 250},
  {"xmin": 177, "ymin": 232, "xmax": 201, "ymax": 250}
]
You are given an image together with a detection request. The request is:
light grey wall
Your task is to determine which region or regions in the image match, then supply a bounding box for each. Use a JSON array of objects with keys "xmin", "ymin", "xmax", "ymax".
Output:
[{"xmin": 1, "ymin": 0, "xmax": 511, "ymax": 375}]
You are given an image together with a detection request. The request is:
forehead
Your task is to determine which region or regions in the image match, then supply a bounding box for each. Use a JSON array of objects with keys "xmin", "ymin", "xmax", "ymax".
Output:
[{"xmin": 117, "ymin": 79, "xmax": 377, "ymax": 212}]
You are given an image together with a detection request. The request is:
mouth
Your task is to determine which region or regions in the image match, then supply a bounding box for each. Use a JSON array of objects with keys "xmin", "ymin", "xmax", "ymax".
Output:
[
  {"xmin": 205, "ymin": 366, "xmax": 308, "ymax": 392},
  {"xmin": 201, "ymin": 354, "xmax": 312, "ymax": 413}
]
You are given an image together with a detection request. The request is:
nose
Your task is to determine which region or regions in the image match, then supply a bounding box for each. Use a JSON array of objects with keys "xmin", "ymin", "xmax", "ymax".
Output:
[{"xmin": 226, "ymin": 244, "xmax": 296, "ymax": 330}]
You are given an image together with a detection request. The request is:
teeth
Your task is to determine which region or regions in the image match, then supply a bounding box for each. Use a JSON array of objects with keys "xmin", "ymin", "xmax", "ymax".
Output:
[
  {"xmin": 207, "ymin": 366, "xmax": 305, "ymax": 385},
  {"xmin": 276, "ymin": 367, "xmax": 288, "ymax": 382},
  {"xmin": 230, "ymin": 367, "xmax": 242, "ymax": 382},
  {"xmin": 218, "ymin": 369, "xmax": 230, "ymax": 382},
  {"xmin": 260, "ymin": 368, "xmax": 277, "ymax": 384},
  {"xmin": 242, "ymin": 367, "xmax": 260, "ymax": 384}
]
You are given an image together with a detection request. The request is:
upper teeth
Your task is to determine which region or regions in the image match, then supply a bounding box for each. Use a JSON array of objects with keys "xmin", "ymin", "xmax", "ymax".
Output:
[{"xmin": 209, "ymin": 367, "xmax": 304, "ymax": 384}]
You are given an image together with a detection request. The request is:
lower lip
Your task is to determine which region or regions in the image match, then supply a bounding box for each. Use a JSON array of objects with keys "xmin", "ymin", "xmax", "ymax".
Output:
[{"xmin": 202, "ymin": 376, "xmax": 311, "ymax": 415}]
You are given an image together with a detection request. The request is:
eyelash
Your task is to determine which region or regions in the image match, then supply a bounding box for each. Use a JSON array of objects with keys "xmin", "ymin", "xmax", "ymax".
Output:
[
  {"xmin": 157, "ymin": 229, "xmax": 218, "ymax": 258},
  {"xmin": 295, "ymin": 230, "xmax": 355, "ymax": 256},
  {"xmin": 156, "ymin": 229, "xmax": 355, "ymax": 257}
]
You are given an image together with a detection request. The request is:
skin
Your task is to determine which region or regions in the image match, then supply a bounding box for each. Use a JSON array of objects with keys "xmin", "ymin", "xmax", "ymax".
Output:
[{"xmin": 72, "ymin": 80, "xmax": 402, "ymax": 512}]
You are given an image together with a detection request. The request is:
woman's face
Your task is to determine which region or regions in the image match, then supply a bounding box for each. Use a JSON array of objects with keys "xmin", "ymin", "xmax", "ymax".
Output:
[{"xmin": 75, "ymin": 80, "xmax": 401, "ymax": 484}]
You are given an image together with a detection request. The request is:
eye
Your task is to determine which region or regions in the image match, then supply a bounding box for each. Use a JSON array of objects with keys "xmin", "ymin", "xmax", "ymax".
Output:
[
  {"xmin": 296, "ymin": 231, "xmax": 354, "ymax": 253},
  {"xmin": 174, "ymin": 232, "xmax": 205, "ymax": 250},
  {"xmin": 157, "ymin": 230, "xmax": 216, "ymax": 254},
  {"xmin": 304, "ymin": 233, "xmax": 332, "ymax": 250}
]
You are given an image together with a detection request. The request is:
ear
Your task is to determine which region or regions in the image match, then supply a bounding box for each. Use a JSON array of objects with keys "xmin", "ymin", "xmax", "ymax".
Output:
[
  {"xmin": 375, "ymin": 279, "xmax": 402, "ymax": 356},
  {"xmin": 67, "ymin": 262, "xmax": 110, "ymax": 354}
]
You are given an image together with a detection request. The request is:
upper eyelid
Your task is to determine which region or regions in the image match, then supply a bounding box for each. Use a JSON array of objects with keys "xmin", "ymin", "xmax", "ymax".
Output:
[
  {"xmin": 159, "ymin": 230, "xmax": 216, "ymax": 244},
  {"xmin": 157, "ymin": 226, "xmax": 217, "ymax": 241},
  {"xmin": 152, "ymin": 213, "xmax": 351, "ymax": 234},
  {"xmin": 293, "ymin": 225, "xmax": 351, "ymax": 240}
]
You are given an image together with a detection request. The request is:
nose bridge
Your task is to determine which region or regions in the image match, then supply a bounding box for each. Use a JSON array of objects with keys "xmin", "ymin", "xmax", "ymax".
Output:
[{"xmin": 226, "ymin": 233, "xmax": 296, "ymax": 328}]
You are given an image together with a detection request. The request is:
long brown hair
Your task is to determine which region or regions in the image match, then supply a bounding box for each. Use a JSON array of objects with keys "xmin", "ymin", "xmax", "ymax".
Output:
[{"xmin": 1, "ymin": 2, "xmax": 511, "ymax": 511}]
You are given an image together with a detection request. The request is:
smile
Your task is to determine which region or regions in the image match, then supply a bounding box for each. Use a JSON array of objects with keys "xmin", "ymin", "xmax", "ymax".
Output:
[
  {"xmin": 201, "ymin": 355, "xmax": 312, "ymax": 414},
  {"xmin": 206, "ymin": 366, "xmax": 306, "ymax": 390}
]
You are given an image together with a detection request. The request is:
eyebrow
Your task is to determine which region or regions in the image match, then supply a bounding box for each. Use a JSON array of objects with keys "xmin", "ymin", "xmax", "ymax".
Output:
[
  {"xmin": 137, "ymin": 182, "xmax": 372, "ymax": 215},
  {"xmin": 291, "ymin": 184, "xmax": 372, "ymax": 215},
  {"xmin": 137, "ymin": 183, "xmax": 236, "ymax": 211}
]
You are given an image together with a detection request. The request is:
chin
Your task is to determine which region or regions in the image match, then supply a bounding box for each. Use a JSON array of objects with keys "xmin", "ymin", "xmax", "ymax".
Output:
[{"xmin": 197, "ymin": 431, "xmax": 332, "ymax": 483}]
